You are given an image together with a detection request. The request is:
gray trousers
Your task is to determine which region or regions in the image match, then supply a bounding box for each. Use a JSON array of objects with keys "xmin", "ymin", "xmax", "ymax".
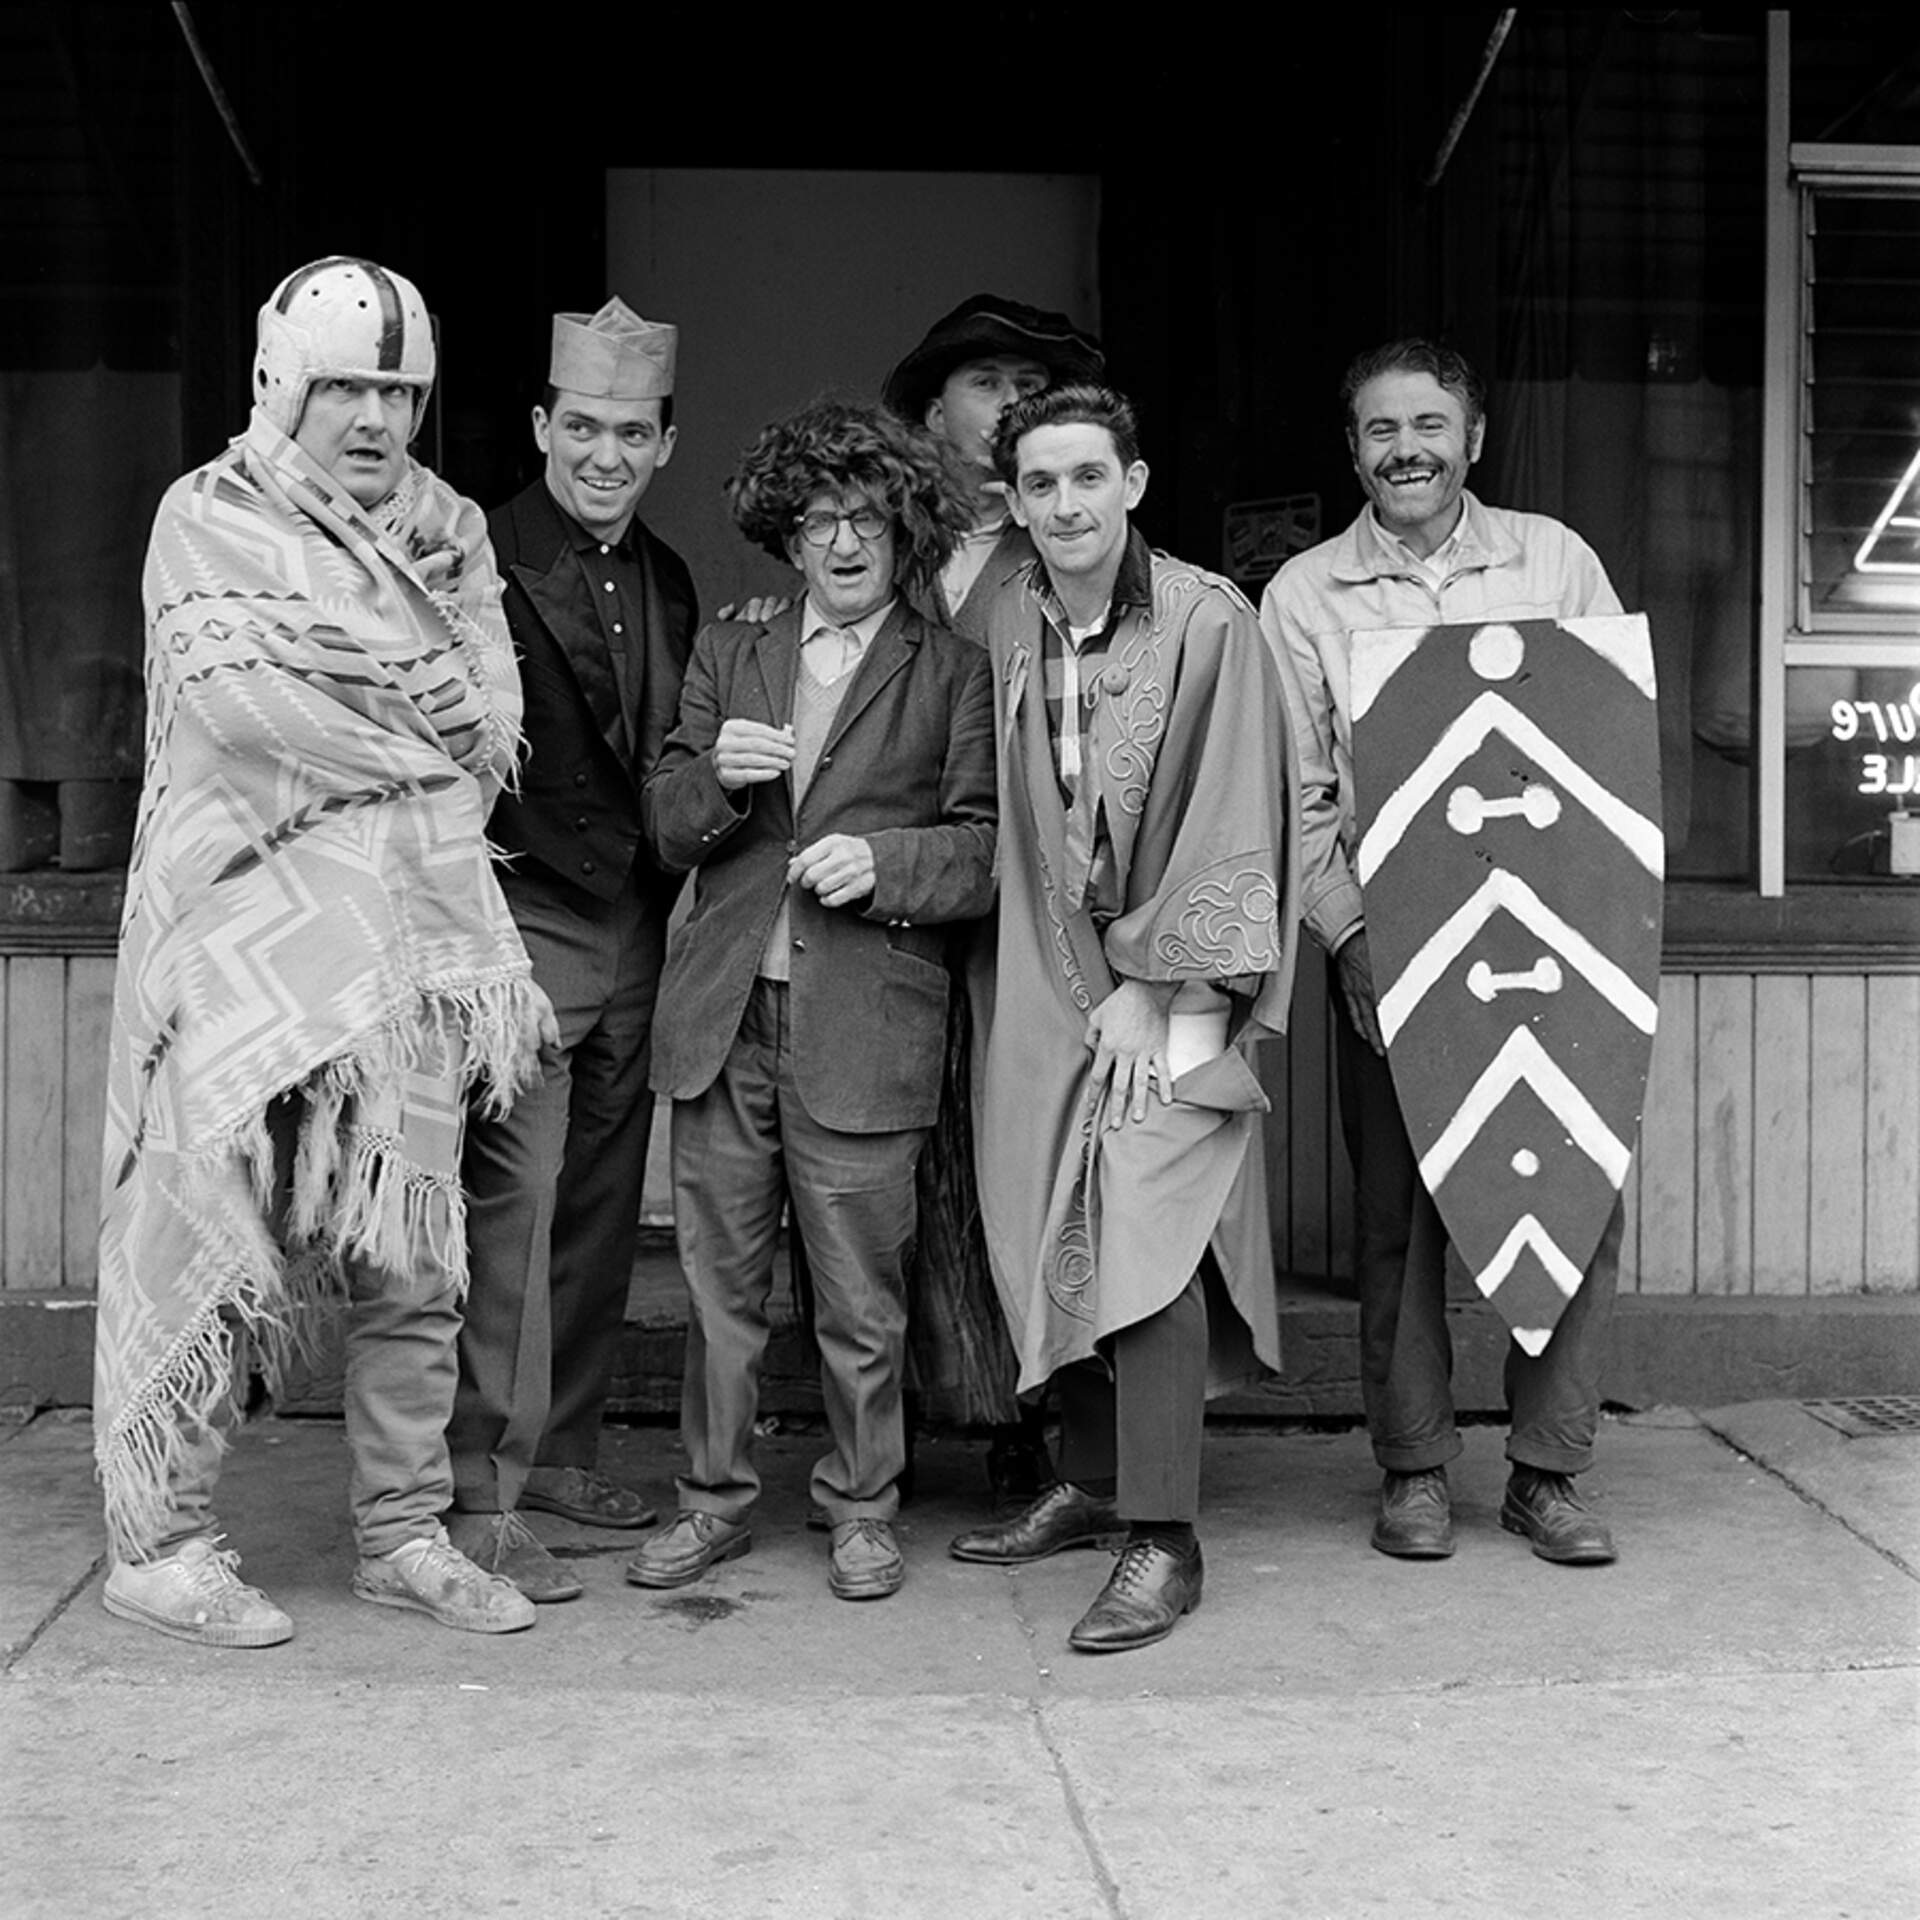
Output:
[
  {"xmin": 1054, "ymin": 1269, "xmax": 1210, "ymax": 1523},
  {"xmin": 452, "ymin": 870, "xmax": 664, "ymax": 1512},
  {"xmin": 1332, "ymin": 960, "xmax": 1620, "ymax": 1475},
  {"xmin": 154, "ymin": 1101, "xmax": 458, "ymax": 1562},
  {"xmin": 671, "ymin": 979, "xmax": 921, "ymax": 1527}
]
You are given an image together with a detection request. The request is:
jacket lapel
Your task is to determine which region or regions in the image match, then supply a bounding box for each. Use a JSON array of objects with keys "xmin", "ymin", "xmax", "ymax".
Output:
[
  {"xmin": 512, "ymin": 522, "xmax": 629, "ymax": 760},
  {"xmin": 951, "ymin": 521, "xmax": 1027, "ymax": 627},
  {"xmin": 821, "ymin": 602, "xmax": 916, "ymax": 758},
  {"xmin": 1008, "ymin": 619, "xmax": 1112, "ymax": 1000},
  {"xmin": 1000, "ymin": 584, "xmax": 1034, "ymax": 759},
  {"xmin": 751, "ymin": 605, "xmax": 802, "ymax": 727}
]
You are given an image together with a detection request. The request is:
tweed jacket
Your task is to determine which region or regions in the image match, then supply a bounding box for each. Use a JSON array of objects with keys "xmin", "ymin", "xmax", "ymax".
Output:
[
  {"xmin": 644, "ymin": 601, "xmax": 996, "ymax": 1132},
  {"xmin": 938, "ymin": 520, "xmax": 1036, "ymax": 646}
]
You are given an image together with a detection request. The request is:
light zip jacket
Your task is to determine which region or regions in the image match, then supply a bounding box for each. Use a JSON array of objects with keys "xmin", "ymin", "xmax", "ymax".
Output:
[{"xmin": 1258, "ymin": 493, "xmax": 1620, "ymax": 955}]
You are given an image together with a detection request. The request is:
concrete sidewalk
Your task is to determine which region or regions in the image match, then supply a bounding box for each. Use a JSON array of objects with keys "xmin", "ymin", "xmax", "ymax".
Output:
[{"xmin": 2, "ymin": 1406, "xmax": 1915, "ymax": 1919}]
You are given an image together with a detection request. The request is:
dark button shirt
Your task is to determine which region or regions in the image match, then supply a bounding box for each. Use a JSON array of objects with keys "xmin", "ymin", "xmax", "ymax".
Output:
[{"xmin": 551, "ymin": 505, "xmax": 652, "ymax": 757}]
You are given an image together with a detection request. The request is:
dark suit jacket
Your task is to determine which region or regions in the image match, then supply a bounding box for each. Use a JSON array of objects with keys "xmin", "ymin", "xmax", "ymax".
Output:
[
  {"xmin": 941, "ymin": 522, "xmax": 1036, "ymax": 647},
  {"xmin": 644, "ymin": 602, "xmax": 996, "ymax": 1132},
  {"xmin": 486, "ymin": 480, "xmax": 698, "ymax": 908}
]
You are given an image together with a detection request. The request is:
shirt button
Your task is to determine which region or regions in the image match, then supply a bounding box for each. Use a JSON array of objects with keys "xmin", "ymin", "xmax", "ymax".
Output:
[
  {"xmin": 599, "ymin": 544, "xmax": 610, "ymax": 554},
  {"xmin": 786, "ymin": 839, "xmax": 798, "ymax": 853},
  {"xmin": 581, "ymin": 860, "xmax": 597, "ymax": 875},
  {"xmin": 791, "ymin": 939, "xmax": 805, "ymax": 952},
  {"xmin": 612, "ymin": 622, "xmax": 624, "ymax": 634},
  {"xmin": 573, "ymin": 772, "xmax": 588, "ymax": 787},
  {"xmin": 574, "ymin": 815, "xmax": 589, "ymax": 830}
]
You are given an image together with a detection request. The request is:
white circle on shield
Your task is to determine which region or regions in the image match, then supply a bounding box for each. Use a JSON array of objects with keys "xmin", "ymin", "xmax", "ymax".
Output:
[{"xmin": 1469, "ymin": 625, "xmax": 1525, "ymax": 680}]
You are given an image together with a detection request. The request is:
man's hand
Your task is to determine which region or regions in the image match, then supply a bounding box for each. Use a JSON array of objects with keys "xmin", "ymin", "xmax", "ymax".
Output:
[
  {"xmin": 715, "ymin": 593, "xmax": 795, "ymax": 624},
  {"xmin": 1086, "ymin": 977, "xmax": 1180, "ymax": 1128},
  {"xmin": 529, "ymin": 981, "xmax": 562, "ymax": 1065},
  {"xmin": 713, "ymin": 718, "xmax": 796, "ymax": 790},
  {"xmin": 1336, "ymin": 929, "xmax": 1385, "ymax": 1056},
  {"xmin": 788, "ymin": 833, "xmax": 875, "ymax": 908}
]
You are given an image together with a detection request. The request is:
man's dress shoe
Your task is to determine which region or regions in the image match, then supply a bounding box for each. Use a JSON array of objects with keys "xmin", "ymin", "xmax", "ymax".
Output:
[
  {"xmin": 1370, "ymin": 1467, "xmax": 1456, "ymax": 1559},
  {"xmin": 1500, "ymin": 1468, "xmax": 1617, "ymax": 1564},
  {"xmin": 624, "ymin": 1511, "xmax": 752, "ymax": 1588},
  {"xmin": 1067, "ymin": 1536, "xmax": 1203, "ymax": 1653},
  {"xmin": 948, "ymin": 1481, "xmax": 1126, "ymax": 1565}
]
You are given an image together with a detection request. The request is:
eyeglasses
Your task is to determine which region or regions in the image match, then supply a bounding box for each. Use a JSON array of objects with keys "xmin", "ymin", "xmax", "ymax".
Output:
[{"xmin": 794, "ymin": 508, "xmax": 889, "ymax": 547}]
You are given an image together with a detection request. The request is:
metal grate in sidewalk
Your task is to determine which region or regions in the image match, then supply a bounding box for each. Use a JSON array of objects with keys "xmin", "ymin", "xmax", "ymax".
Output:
[{"xmin": 1801, "ymin": 1395, "xmax": 1920, "ymax": 1438}]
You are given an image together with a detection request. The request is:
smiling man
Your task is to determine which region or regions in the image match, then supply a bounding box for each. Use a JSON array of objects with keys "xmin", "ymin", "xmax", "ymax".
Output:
[
  {"xmin": 632, "ymin": 400, "xmax": 994, "ymax": 1604},
  {"xmin": 949, "ymin": 384, "xmax": 1298, "ymax": 1654},
  {"xmin": 1259, "ymin": 338, "xmax": 1627, "ymax": 1568},
  {"xmin": 880, "ymin": 298, "xmax": 1105, "ymax": 1506},
  {"xmin": 448, "ymin": 298, "xmax": 699, "ymax": 1603}
]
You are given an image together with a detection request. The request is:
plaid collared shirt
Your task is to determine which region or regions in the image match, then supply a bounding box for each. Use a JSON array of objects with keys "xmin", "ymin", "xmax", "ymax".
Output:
[
  {"xmin": 1031, "ymin": 530, "xmax": 1154, "ymax": 924},
  {"xmin": 1036, "ymin": 528, "xmax": 1154, "ymax": 800}
]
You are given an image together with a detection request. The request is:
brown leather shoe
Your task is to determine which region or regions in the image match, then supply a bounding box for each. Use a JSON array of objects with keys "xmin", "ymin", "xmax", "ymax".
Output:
[
  {"xmin": 1067, "ymin": 1537, "xmax": 1203, "ymax": 1653},
  {"xmin": 445, "ymin": 1509, "xmax": 583, "ymax": 1604},
  {"xmin": 948, "ymin": 1481, "xmax": 1125, "ymax": 1565},
  {"xmin": 624, "ymin": 1510, "xmax": 752, "ymax": 1589},
  {"xmin": 522, "ymin": 1466, "xmax": 657, "ymax": 1530},
  {"xmin": 1370, "ymin": 1467, "xmax": 1456, "ymax": 1559},
  {"xmin": 828, "ymin": 1518, "xmax": 904, "ymax": 1601},
  {"xmin": 1500, "ymin": 1468, "xmax": 1617, "ymax": 1564}
]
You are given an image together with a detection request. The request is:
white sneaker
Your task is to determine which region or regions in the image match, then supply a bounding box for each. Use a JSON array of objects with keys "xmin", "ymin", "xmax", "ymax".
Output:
[
  {"xmin": 103, "ymin": 1536, "xmax": 293, "ymax": 1648},
  {"xmin": 352, "ymin": 1527, "xmax": 536, "ymax": 1634}
]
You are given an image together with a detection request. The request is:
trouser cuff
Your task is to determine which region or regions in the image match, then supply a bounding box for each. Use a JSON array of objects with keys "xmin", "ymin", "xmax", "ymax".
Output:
[
  {"xmin": 1506, "ymin": 1443, "xmax": 1593, "ymax": 1475},
  {"xmin": 1372, "ymin": 1435, "xmax": 1463, "ymax": 1474}
]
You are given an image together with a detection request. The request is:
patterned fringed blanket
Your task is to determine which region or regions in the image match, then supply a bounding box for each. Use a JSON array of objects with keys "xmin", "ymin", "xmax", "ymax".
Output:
[{"xmin": 95, "ymin": 410, "xmax": 544, "ymax": 1559}]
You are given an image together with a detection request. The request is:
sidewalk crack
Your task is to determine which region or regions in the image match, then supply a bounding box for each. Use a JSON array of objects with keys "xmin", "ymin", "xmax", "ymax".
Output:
[
  {"xmin": 4, "ymin": 1550, "xmax": 105, "ymax": 1676},
  {"xmin": 1002, "ymin": 1571, "xmax": 1129, "ymax": 1916},
  {"xmin": 1694, "ymin": 1413, "xmax": 1919, "ymax": 1582},
  {"xmin": 1028, "ymin": 1696, "xmax": 1129, "ymax": 1920}
]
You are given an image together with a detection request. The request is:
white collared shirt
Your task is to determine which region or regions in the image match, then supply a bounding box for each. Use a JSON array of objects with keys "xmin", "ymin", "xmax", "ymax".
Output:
[
  {"xmin": 1369, "ymin": 506, "xmax": 1466, "ymax": 591},
  {"xmin": 800, "ymin": 596, "xmax": 894, "ymax": 685}
]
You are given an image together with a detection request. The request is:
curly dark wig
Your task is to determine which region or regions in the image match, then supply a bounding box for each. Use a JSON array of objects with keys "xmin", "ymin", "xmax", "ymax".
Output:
[{"xmin": 727, "ymin": 398, "xmax": 972, "ymax": 599}]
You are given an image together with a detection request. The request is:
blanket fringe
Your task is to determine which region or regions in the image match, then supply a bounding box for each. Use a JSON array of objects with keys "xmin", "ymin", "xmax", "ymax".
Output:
[
  {"xmin": 305, "ymin": 1122, "xmax": 468, "ymax": 1297},
  {"xmin": 100, "ymin": 973, "xmax": 535, "ymax": 1556}
]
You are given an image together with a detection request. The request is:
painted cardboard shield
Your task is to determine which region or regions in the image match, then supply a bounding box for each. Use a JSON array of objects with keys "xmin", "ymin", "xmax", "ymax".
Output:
[{"xmin": 1350, "ymin": 617, "xmax": 1663, "ymax": 1355}]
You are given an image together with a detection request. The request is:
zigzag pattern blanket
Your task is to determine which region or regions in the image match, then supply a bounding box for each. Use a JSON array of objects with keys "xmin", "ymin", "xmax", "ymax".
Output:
[{"xmin": 95, "ymin": 410, "xmax": 543, "ymax": 1558}]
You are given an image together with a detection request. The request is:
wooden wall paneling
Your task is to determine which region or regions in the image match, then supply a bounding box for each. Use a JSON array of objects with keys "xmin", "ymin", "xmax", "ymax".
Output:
[
  {"xmin": 1693, "ymin": 974, "xmax": 1755, "ymax": 1295},
  {"xmin": 1617, "ymin": 1112, "xmax": 1643, "ymax": 1293},
  {"xmin": 1285, "ymin": 961, "xmax": 1337, "ymax": 1280},
  {"xmin": 1751, "ymin": 974, "xmax": 1813, "ymax": 1294},
  {"xmin": 62, "ymin": 956, "xmax": 116, "ymax": 1290},
  {"xmin": 3, "ymin": 956, "xmax": 66, "ymax": 1288},
  {"xmin": 1807, "ymin": 974, "xmax": 1868, "ymax": 1295},
  {"xmin": 1634, "ymin": 973, "xmax": 1697, "ymax": 1294},
  {"xmin": 1862, "ymin": 973, "xmax": 1920, "ymax": 1293}
]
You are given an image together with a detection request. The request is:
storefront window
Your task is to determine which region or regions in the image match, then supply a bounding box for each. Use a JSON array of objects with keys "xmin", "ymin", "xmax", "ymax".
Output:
[
  {"xmin": 1803, "ymin": 190, "xmax": 1920, "ymax": 626},
  {"xmin": 1757, "ymin": 12, "xmax": 1920, "ymax": 904},
  {"xmin": 1786, "ymin": 666, "xmax": 1920, "ymax": 878}
]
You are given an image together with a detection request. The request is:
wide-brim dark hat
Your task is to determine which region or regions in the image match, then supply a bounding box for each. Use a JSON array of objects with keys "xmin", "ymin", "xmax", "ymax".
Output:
[{"xmin": 882, "ymin": 293, "xmax": 1105, "ymax": 423}]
